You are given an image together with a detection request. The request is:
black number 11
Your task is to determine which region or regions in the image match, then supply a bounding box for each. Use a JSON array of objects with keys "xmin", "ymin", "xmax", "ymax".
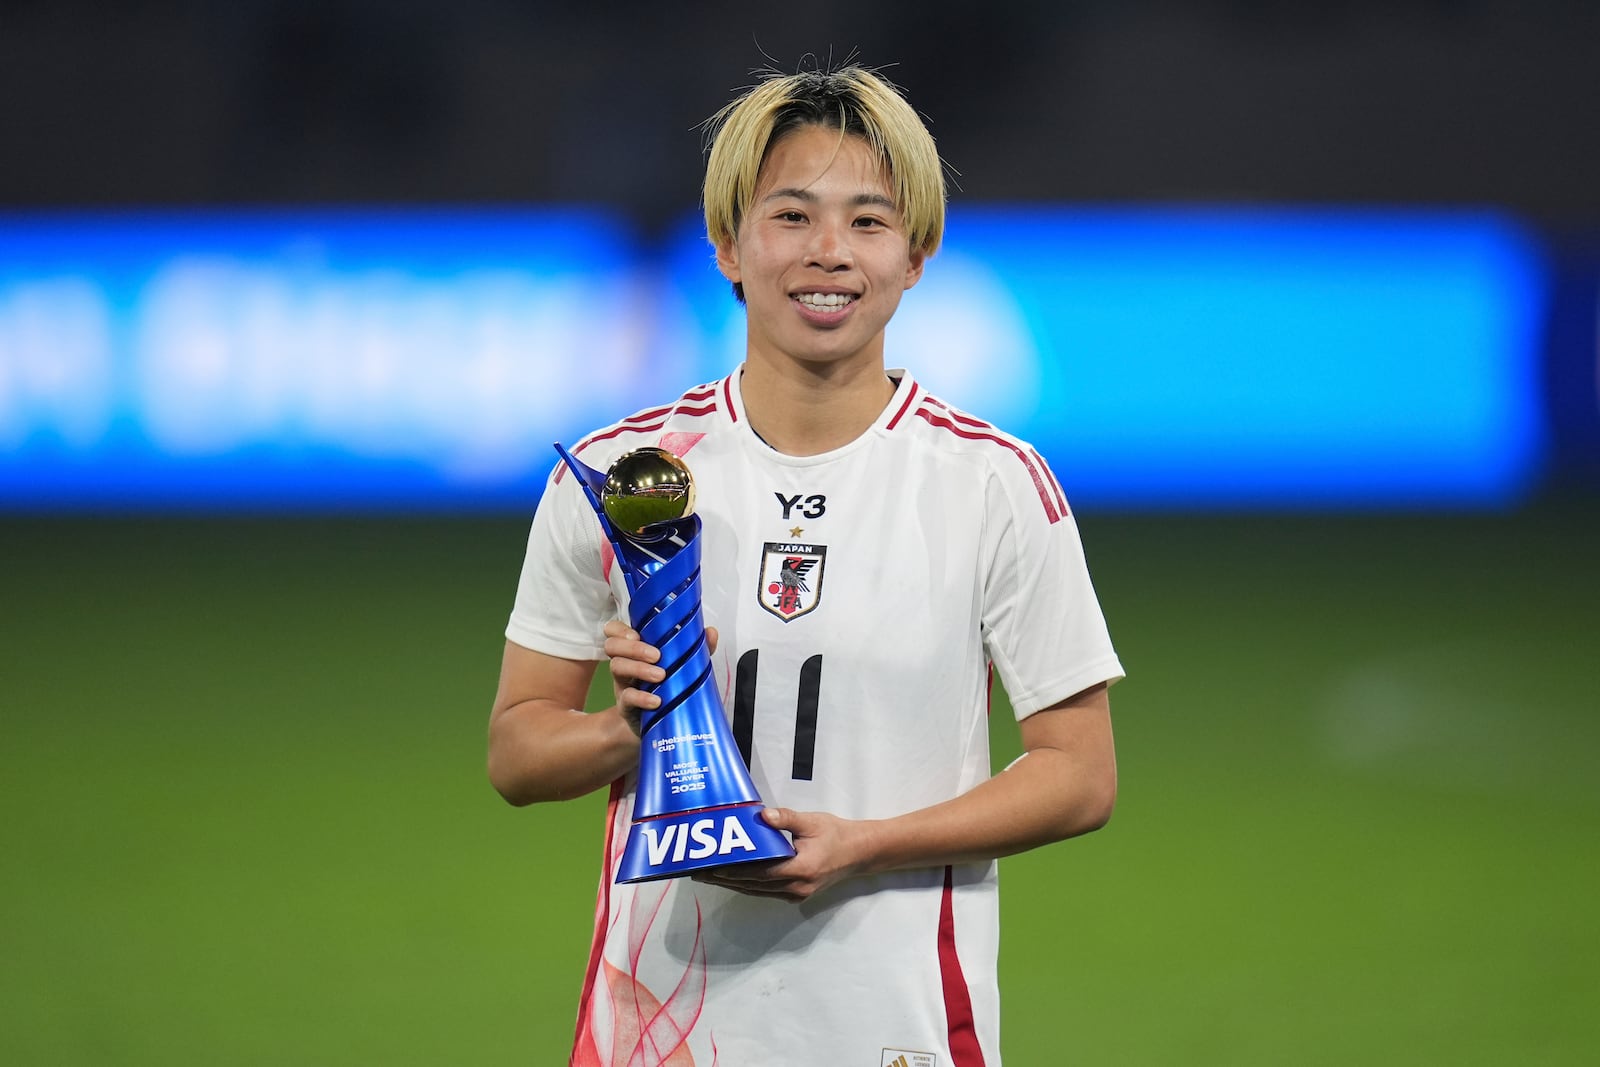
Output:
[{"xmin": 731, "ymin": 650, "xmax": 824, "ymax": 781}]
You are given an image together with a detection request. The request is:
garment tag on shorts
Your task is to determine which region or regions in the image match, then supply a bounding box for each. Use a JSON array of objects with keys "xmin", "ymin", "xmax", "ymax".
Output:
[{"xmin": 881, "ymin": 1051, "xmax": 937, "ymax": 1067}]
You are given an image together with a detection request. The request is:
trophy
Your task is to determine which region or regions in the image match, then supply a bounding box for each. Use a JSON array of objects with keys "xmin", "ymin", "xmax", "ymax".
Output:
[{"xmin": 554, "ymin": 443, "xmax": 796, "ymax": 883}]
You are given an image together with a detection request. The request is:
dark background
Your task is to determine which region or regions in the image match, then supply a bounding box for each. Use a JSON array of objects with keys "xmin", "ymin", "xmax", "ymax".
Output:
[{"xmin": 5, "ymin": 0, "xmax": 1598, "ymax": 227}]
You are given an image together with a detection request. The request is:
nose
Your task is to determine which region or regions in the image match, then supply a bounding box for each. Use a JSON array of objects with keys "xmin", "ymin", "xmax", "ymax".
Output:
[{"xmin": 805, "ymin": 219, "xmax": 853, "ymax": 271}]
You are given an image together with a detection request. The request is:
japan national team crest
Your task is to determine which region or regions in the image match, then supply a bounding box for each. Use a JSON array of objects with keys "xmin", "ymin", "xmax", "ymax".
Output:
[{"xmin": 758, "ymin": 541, "xmax": 827, "ymax": 621}]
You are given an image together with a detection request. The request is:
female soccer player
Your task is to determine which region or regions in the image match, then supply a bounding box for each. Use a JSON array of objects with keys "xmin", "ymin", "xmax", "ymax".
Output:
[{"xmin": 489, "ymin": 63, "xmax": 1123, "ymax": 1066}]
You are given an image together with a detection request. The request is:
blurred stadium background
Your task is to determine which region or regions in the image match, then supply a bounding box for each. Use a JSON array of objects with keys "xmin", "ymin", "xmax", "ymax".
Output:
[{"xmin": 3, "ymin": 2, "xmax": 1597, "ymax": 1063}]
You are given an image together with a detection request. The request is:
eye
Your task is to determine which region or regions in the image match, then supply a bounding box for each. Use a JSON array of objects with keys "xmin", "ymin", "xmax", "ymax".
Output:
[
  {"xmin": 777, "ymin": 210, "xmax": 807, "ymax": 223},
  {"xmin": 853, "ymin": 215, "xmax": 886, "ymax": 229}
]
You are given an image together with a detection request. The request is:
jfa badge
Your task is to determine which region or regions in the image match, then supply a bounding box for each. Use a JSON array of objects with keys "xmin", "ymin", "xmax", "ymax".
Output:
[{"xmin": 758, "ymin": 542, "xmax": 826, "ymax": 621}]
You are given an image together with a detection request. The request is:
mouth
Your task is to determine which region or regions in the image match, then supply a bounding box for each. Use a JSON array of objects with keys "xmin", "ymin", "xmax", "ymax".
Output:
[{"xmin": 791, "ymin": 292, "xmax": 857, "ymax": 315}]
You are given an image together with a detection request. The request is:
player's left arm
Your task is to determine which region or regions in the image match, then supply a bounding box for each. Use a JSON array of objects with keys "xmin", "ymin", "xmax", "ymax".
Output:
[{"xmin": 694, "ymin": 680, "xmax": 1115, "ymax": 901}]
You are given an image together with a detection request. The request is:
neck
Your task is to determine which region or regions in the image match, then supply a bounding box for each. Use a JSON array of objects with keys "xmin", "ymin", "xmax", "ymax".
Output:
[{"xmin": 741, "ymin": 357, "xmax": 897, "ymax": 457}]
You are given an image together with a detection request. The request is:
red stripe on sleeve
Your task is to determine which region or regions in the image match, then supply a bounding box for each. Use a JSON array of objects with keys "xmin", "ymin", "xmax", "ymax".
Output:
[
  {"xmin": 555, "ymin": 385, "xmax": 719, "ymax": 484},
  {"xmin": 578, "ymin": 417, "xmax": 669, "ymax": 450},
  {"xmin": 913, "ymin": 408, "xmax": 1062, "ymax": 524},
  {"xmin": 622, "ymin": 403, "xmax": 677, "ymax": 426},
  {"xmin": 1029, "ymin": 447, "xmax": 1069, "ymax": 517},
  {"xmin": 555, "ymin": 421, "xmax": 666, "ymax": 484},
  {"xmin": 938, "ymin": 865, "xmax": 988, "ymax": 1066}
]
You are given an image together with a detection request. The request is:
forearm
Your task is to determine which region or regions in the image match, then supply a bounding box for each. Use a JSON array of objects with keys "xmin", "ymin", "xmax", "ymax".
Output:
[
  {"xmin": 709, "ymin": 705, "xmax": 1116, "ymax": 902},
  {"xmin": 856, "ymin": 743, "xmax": 1115, "ymax": 874},
  {"xmin": 689, "ymin": 689, "xmax": 1115, "ymax": 901},
  {"xmin": 850, "ymin": 686, "xmax": 1117, "ymax": 876},
  {"xmin": 488, "ymin": 699, "xmax": 639, "ymax": 806}
]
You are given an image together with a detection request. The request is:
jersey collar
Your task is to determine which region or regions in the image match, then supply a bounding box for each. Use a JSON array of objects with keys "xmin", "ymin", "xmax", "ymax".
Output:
[{"xmin": 722, "ymin": 366, "xmax": 922, "ymax": 461}]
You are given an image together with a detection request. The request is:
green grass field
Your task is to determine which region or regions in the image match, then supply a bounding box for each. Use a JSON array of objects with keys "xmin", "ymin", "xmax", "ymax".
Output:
[{"xmin": 3, "ymin": 504, "xmax": 1597, "ymax": 1064}]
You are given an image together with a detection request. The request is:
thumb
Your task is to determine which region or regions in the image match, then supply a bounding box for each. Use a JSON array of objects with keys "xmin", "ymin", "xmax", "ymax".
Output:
[
  {"xmin": 707, "ymin": 625, "xmax": 719, "ymax": 655},
  {"xmin": 761, "ymin": 807, "xmax": 805, "ymax": 833}
]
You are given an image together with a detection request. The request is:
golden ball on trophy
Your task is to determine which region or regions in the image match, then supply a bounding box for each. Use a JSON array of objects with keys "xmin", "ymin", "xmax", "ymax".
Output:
[{"xmin": 602, "ymin": 447, "xmax": 697, "ymax": 539}]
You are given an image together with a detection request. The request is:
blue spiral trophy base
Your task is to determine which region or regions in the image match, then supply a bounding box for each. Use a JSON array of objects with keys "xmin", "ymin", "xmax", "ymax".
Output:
[{"xmin": 555, "ymin": 443, "xmax": 796, "ymax": 884}]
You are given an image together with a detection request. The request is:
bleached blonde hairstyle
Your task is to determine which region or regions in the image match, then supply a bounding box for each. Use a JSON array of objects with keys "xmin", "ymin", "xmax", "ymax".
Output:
[{"xmin": 702, "ymin": 65, "xmax": 946, "ymax": 265}]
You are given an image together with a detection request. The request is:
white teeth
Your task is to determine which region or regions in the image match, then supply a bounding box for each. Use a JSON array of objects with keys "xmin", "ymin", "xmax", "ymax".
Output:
[{"xmin": 795, "ymin": 293, "xmax": 854, "ymax": 309}]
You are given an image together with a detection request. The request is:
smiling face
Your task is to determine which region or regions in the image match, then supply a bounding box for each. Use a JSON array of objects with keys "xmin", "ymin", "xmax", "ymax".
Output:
[{"xmin": 715, "ymin": 124, "xmax": 926, "ymax": 376}]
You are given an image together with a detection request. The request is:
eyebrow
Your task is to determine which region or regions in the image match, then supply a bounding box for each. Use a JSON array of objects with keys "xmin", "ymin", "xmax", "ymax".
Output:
[{"xmin": 761, "ymin": 187, "xmax": 897, "ymax": 211}]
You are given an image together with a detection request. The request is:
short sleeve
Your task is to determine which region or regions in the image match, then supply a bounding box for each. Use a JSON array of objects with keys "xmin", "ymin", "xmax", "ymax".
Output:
[
  {"xmin": 504, "ymin": 466, "xmax": 617, "ymax": 662},
  {"xmin": 979, "ymin": 453, "xmax": 1124, "ymax": 719}
]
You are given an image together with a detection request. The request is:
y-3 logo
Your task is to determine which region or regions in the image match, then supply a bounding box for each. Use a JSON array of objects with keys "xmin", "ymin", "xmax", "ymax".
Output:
[{"xmin": 775, "ymin": 492, "xmax": 826, "ymax": 520}]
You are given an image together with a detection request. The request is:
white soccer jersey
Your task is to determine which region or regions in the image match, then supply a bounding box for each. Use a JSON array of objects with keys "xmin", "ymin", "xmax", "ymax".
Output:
[{"xmin": 507, "ymin": 368, "xmax": 1123, "ymax": 1067}]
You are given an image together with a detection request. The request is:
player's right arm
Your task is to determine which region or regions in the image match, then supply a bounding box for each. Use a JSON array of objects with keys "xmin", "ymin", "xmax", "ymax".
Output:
[
  {"xmin": 490, "ymin": 615, "xmax": 723, "ymax": 805},
  {"xmin": 488, "ymin": 619, "xmax": 682, "ymax": 805},
  {"xmin": 487, "ymin": 640, "xmax": 638, "ymax": 806}
]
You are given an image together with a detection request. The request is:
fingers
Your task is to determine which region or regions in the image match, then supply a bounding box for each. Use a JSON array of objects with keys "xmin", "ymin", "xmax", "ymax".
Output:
[
  {"xmin": 604, "ymin": 620, "xmax": 726, "ymax": 691},
  {"xmin": 604, "ymin": 622, "xmax": 664, "ymax": 685},
  {"xmin": 602, "ymin": 621, "xmax": 659, "ymax": 666},
  {"xmin": 689, "ymin": 808, "xmax": 830, "ymax": 900},
  {"xmin": 602, "ymin": 620, "xmax": 724, "ymax": 736},
  {"xmin": 603, "ymin": 622, "xmax": 662, "ymax": 734},
  {"xmin": 690, "ymin": 861, "xmax": 807, "ymax": 901}
]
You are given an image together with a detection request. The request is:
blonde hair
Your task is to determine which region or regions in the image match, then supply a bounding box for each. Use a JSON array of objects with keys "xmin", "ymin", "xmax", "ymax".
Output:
[{"xmin": 702, "ymin": 66, "xmax": 946, "ymax": 261}]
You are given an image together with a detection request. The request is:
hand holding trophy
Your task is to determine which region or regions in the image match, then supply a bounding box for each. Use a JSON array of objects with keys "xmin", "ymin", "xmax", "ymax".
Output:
[{"xmin": 554, "ymin": 443, "xmax": 796, "ymax": 883}]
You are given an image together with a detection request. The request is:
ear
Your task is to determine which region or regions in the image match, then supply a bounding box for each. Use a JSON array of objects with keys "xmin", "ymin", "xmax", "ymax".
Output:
[
  {"xmin": 902, "ymin": 247, "xmax": 926, "ymax": 291},
  {"xmin": 714, "ymin": 237, "xmax": 742, "ymax": 285}
]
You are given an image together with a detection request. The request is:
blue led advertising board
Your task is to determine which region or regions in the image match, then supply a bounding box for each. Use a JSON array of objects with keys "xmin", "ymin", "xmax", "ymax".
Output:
[{"xmin": 0, "ymin": 207, "xmax": 1547, "ymax": 511}]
